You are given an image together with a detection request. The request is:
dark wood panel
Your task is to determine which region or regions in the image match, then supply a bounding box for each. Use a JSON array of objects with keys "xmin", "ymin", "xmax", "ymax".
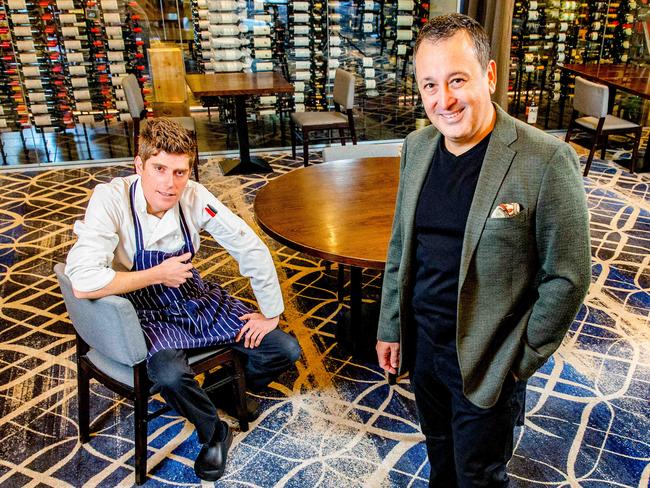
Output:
[
  {"xmin": 185, "ymin": 72, "xmax": 295, "ymax": 97},
  {"xmin": 561, "ymin": 64, "xmax": 650, "ymax": 100},
  {"xmin": 254, "ymin": 157, "xmax": 400, "ymax": 269}
]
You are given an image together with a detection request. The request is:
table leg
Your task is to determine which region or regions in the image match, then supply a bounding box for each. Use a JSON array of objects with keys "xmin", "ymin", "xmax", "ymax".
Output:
[
  {"xmin": 218, "ymin": 95, "xmax": 273, "ymax": 176},
  {"xmin": 336, "ymin": 266, "xmax": 380, "ymax": 362},
  {"xmin": 350, "ymin": 267, "xmax": 363, "ymax": 337}
]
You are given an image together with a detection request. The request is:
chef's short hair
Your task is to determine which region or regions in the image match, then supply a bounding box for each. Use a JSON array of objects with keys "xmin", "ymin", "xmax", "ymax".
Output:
[
  {"xmin": 414, "ymin": 13, "xmax": 491, "ymax": 72},
  {"xmin": 138, "ymin": 118, "xmax": 196, "ymax": 168}
]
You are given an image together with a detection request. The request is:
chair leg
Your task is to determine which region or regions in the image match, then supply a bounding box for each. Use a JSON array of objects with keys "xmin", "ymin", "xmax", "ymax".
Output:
[
  {"xmin": 302, "ymin": 130, "xmax": 309, "ymax": 167},
  {"xmin": 77, "ymin": 361, "xmax": 90, "ymax": 443},
  {"xmin": 564, "ymin": 111, "xmax": 577, "ymax": 143},
  {"xmin": 231, "ymin": 356, "xmax": 249, "ymax": 432},
  {"xmin": 584, "ymin": 118, "xmax": 606, "ymax": 177},
  {"xmin": 600, "ymin": 134, "xmax": 608, "ymax": 160},
  {"xmin": 338, "ymin": 128, "xmax": 346, "ymax": 146},
  {"xmin": 630, "ymin": 129, "xmax": 641, "ymax": 174},
  {"xmin": 564, "ymin": 125, "xmax": 573, "ymax": 142},
  {"xmin": 348, "ymin": 110, "xmax": 357, "ymax": 145},
  {"xmin": 290, "ymin": 119, "xmax": 297, "ymax": 160},
  {"xmin": 584, "ymin": 142, "xmax": 598, "ymax": 177},
  {"xmin": 133, "ymin": 363, "xmax": 149, "ymax": 485}
]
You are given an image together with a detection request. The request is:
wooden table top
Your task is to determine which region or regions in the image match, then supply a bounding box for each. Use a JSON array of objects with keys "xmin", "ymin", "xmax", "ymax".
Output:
[
  {"xmin": 254, "ymin": 157, "xmax": 400, "ymax": 269},
  {"xmin": 561, "ymin": 64, "xmax": 650, "ymax": 100},
  {"xmin": 185, "ymin": 72, "xmax": 295, "ymax": 97}
]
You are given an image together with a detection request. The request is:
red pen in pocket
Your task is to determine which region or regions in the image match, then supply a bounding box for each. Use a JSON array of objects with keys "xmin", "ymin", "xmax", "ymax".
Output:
[{"xmin": 205, "ymin": 203, "xmax": 218, "ymax": 218}]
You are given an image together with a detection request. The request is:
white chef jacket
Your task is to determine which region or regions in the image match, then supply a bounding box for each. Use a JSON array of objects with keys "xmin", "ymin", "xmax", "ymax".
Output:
[{"xmin": 65, "ymin": 174, "xmax": 284, "ymax": 319}]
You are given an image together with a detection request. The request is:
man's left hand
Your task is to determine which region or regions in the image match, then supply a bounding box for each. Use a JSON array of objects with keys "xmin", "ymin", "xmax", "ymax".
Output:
[{"xmin": 236, "ymin": 313, "xmax": 279, "ymax": 348}]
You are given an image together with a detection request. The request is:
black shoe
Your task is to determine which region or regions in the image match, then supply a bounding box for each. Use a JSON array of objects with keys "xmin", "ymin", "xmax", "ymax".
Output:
[{"xmin": 194, "ymin": 421, "xmax": 233, "ymax": 482}]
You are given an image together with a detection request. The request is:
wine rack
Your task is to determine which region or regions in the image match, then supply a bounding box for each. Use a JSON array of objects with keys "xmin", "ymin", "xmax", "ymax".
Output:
[
  {"xmin": 251, "ymin": 1, "xmax": 275, "ymax": 117},
  {"xmin": 0, "ymin": 0, "xmax": 149, "ymax": 147},
  {"xmin": 361, "ymin": 1, "xmax": 378, "ymax": 98},
  {"xmin": 510, "ymin": 0, "xmax": 639, "ymax": 128},
  {"xmin": 190, "ymin": 0, "xmax": 208, "ymax": 72},
  {"xmin": 7, "ymin": 0, "xmax": 71, "ymax": 132},
  {"xmin": 395, "ymin": 0, "xmax": 414, "ymax": 61},
  {"xmin": 327, "ymin": 0, "xmax": 342, "ymax": 106},
  {"xmin": 287, "ymin": 1, "xmax": 327, "ymax": 113},
  {"xmin": 628, "ymin": 0, "xmax": 648, "ymax": 63},
  {"xmin": 121, "ymin": 0, "xmax": 149, "ymax": 120},
  {"xmin": 0, "ymin": 0, "xmax": 24, "ymax": 135},
  {"xmin": 204, "ymin": 0, "xmax": 248, "ymax": 73}
]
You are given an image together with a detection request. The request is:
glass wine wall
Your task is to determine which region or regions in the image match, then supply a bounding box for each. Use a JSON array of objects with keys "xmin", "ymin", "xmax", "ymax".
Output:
[
  {"xmin": 4, "ymin": 0, "xmax": 643, "ymax": 163},
  {"xmin": 187, "ymin": 0, "xmax": 428, "ymax": 119},
  {"xmin": 1, "ymin": 0, "xmax": 431, "ymax": 157},
  {"xmin": 510, "ymin": 0, "xmax": 641, "ymax": 128},
  {"xmin": 0, "ymin": 0, "xmax": 148, "ymax": 145}
]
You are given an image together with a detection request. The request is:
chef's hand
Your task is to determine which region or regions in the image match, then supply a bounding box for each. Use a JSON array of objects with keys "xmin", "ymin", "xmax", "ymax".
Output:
[
  {"xmin": 376, "ymin": 340, "xmax": 400, "ymax": 375},
  {"xmin": 236, "ymin": 313, "xmax": 279, "ymax": 348},
  {"xmin": 154, "ymin": 252, "xmax": 193, "ymax": 287}
]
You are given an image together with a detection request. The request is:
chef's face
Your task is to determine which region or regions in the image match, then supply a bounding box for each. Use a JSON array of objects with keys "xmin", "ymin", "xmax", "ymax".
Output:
[{"xmin": 135, "ymin": 151, "xmax": 191, "ymax": 218}]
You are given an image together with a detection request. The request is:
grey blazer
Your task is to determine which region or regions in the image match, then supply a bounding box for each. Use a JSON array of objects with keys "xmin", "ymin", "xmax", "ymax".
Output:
[{"xmin": 378, "ymin": 105, "xmax": 591, "ymax": 408}]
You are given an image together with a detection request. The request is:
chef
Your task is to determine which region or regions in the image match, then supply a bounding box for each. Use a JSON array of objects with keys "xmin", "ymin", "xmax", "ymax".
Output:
[{"xmin": 65, "ymin": 118, "xmax": 301, "ymax": 482}]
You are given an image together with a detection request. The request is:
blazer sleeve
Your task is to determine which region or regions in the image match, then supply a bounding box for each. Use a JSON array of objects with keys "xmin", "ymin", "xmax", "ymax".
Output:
[
  {"xmin": 513, "ymin": 143, "xmax": 591, "ymax": 379},
  {"xmin": 377, "ymin": 137, "xmax": 409, "ymax": 343}
]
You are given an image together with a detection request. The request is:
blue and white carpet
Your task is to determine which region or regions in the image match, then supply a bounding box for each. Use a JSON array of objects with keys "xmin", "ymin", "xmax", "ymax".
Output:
[{"xmin": 0, "ymin": 149, "xmax": 647, "ymax": 487}]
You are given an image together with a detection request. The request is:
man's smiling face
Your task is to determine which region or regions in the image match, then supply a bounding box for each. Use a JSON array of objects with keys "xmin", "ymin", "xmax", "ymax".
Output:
[
  {"xmin": 415, "ymin": 31, "xmax": 497, "ymax": 155},
  {"xmin": 135, "ymin": 151, "xmax": 191, "ymax": 218}
]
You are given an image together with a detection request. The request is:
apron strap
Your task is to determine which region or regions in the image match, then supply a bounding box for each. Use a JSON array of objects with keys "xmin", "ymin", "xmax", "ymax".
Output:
[
  {"xmin": 129, "ymin": 180, "xmax": 145, "ymax": 251},
  {"xmin": 178, "ymin": 204, "xmax": 196, "ymax": 256}
]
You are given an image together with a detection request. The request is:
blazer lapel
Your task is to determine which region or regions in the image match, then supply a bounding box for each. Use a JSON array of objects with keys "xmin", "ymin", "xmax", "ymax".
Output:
[
  {"xmin": 401, "ymin": 127, "xmax": 440, "ymax": 242},
  {"xmin": 458, "ymin": 105, "xmax": 518, "ymax": 291}
]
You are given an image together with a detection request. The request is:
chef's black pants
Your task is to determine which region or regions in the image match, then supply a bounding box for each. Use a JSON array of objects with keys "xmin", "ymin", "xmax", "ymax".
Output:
[{"xmin": 147, "ymin": 328, "xmax": 301, "ymax": 444}]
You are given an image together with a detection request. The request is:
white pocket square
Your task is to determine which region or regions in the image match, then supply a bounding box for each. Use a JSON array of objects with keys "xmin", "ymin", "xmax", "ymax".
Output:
[{"xmin": 491, "ymin": 203, "xmax": 521, "ymax": 219}]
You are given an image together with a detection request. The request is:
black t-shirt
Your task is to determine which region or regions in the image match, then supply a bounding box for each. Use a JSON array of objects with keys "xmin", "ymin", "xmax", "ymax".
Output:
[{"xmin": 412, "ymin": 133, "xmax": 491, "ymax": 350}]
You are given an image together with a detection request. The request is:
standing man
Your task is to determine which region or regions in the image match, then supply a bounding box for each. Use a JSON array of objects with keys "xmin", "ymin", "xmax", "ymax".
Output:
[
  {"xmin": 376, "ymin": 14, "xmax": 591, "ymax": 487},
  {"xmin": 66, "ymin": 118, "xmax": 301, "ymax": 482}
]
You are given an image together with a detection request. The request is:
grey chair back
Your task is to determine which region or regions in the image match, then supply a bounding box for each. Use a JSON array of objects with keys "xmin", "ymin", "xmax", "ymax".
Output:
[
  {"xmin": 573, "ymin": 76, "xmax": 609, "ymax": 119},
  {"xmin": 54, "ymin": 263, "xmax": 148, "ymax": 367},
  {"xmin": 322, "ymin": 142, "xmax": 402, "ymax": 162},
  {"xmin": 333, "ymin": 69, "xmax": 355, "ymax": 110},
  {"xmin": 123, "ymin": 74, "xmax": 146, "ymax": 119}
]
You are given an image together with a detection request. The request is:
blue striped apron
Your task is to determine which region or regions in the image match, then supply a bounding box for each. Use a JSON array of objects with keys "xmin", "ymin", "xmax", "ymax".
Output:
[{"xmin": 123, "ymin": 180, "xmax": 249, "ymax": 357}]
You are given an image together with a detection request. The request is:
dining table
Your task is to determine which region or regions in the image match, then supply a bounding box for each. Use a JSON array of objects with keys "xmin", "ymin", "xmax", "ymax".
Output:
[
  {"xmin": 185, "ymin": 72, "xmax": 294, "ymax": 175},
  {"xmin": 254, "ymin": 156, "xmax": 400, "ymax": 359}
]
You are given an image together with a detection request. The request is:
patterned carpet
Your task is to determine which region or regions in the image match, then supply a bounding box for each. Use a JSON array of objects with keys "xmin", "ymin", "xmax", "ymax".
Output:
[{"xmin": 0, "ymin": 148, "xmax": 648, "ymax": 487}]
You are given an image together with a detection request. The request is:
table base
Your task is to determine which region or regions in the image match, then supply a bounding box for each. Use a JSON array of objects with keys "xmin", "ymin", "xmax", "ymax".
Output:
[
  {"xmin": 219, "ymin": 156, "xmax": 273, "ymax": 176},
  {"xmin": 336, "ymin": 302, "xmax": 380, "ymax": 362}
]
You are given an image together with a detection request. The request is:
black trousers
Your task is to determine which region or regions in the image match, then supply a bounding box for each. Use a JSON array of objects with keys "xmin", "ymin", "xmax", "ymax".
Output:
[
  {"xmin": 147, "ymin": 328, "xmax": 301, "ymax": 444},
  {"xmin": 412, "ymin": 338, "xmax": 526, "ymax": 488}
]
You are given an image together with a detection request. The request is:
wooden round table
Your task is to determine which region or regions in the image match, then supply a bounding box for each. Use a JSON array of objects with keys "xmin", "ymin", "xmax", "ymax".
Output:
[{"xmin": 254, "ymin": 156, "xmax": 400, "ymax": 358}]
